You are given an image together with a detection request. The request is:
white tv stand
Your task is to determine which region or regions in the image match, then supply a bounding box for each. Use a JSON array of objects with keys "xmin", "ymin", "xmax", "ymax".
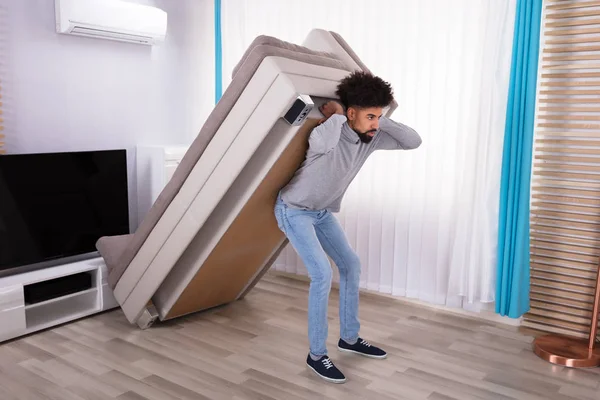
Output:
[{"xmin": 0, "ymin": 257, "xmax": 118, "ymax": 343}]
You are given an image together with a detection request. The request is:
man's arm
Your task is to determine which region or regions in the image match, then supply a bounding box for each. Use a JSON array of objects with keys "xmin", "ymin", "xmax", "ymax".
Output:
[
  {"xmin": 376, "ymin": 116, "xmax": 422, "ymax": 150},
  {"xmin": 307, "ymin": 114, "xmax": 346, "ymax": 156}
]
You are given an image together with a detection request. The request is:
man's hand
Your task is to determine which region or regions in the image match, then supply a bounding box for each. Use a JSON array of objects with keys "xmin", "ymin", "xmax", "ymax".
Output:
[{"xmin": 319, "ymin": 101, "xmax": 344, "ymax": 118}]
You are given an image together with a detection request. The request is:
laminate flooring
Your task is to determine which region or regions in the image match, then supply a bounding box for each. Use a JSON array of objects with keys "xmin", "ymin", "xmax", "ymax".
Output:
[{"xmin": 1, "ymin": 272, "xmax": 599, "ymax": 400}]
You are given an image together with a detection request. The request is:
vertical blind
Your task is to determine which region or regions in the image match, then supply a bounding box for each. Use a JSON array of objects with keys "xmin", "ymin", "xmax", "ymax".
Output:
[{"xmin": 523, "ymin": 0, "xmax": 600, "ymax": 339}]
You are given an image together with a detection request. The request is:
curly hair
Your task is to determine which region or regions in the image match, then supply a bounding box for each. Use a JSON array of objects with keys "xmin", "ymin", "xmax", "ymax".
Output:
[{"xmin": 335, "ymin": 70, "xmax": 394, "ymax": 110}]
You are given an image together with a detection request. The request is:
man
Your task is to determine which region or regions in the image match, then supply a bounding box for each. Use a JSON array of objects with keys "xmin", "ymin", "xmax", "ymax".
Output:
[{"xmin": 274, "ymin": 70, "xmax": 422, "ymax": 383}]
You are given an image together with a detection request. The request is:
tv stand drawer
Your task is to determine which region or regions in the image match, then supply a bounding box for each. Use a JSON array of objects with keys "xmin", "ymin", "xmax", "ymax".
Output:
[
  {"xmin": 0, "ymin": 284, "xmax": 24, "ymax": 311},
  {"xmin": 0, "ymin": 284, "xmax": 26, "ymax": 341}
]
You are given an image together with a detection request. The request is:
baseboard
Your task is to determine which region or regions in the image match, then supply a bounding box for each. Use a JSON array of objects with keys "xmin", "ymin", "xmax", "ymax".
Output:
[{"xmin": 267, "ymin": 270, "xmax": 522, "ymax": 327}]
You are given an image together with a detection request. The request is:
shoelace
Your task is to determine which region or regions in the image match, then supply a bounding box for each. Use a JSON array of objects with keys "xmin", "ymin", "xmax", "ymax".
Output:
[
  {"xmin": 322, "ymin": 358, "xmax": 334, "ymax": 369},
  {"xmin": 360, "ymin": 339, "xmax": 372, "ymax": 347}
]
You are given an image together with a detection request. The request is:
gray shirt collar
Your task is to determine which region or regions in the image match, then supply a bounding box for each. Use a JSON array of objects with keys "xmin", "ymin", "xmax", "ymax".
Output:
[{"xmin": 341, "ymin": 121, "xmax": 360, "ymax": 144}]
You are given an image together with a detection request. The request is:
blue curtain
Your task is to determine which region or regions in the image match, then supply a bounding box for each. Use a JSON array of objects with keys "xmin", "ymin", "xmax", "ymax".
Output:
[
  {"xmin": 215, "ymin": 0, "xmax": 222, "ymax": 104},
  {"xmin": 496, "ymin": 0, "xmax": 542, "ymax": 318}
]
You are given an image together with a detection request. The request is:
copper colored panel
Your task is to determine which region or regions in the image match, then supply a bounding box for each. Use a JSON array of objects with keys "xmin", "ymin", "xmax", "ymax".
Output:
[{"xmin": 165, "ymin": 118, "xmax": 319, "ymax": 319}]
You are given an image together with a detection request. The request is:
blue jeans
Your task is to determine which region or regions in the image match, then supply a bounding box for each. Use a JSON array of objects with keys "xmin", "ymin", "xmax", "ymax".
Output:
[{"xmin": 274, "ymin": 195, "xmax": 361, "ymax": 357}]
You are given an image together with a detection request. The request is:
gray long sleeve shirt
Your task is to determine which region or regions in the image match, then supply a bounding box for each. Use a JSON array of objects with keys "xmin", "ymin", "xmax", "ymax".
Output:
[{"xmin": 280, "ymin": 114, "xmax": 422, "ymax": 212}]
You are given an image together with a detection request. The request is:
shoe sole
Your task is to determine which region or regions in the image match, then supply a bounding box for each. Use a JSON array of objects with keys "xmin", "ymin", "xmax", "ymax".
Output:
[
  {"xmin": 337, "ymin": 346, "xmax": 388, "ymax": 359},
  {"xmin": 306, "ymin": 363, "xmax": 346, "ymax": 384}
]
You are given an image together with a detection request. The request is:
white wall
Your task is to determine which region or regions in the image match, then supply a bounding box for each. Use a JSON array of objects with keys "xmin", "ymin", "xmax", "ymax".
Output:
[{"xmin": 0, "ymin": 0, "xmax": 215, "ymax": 229}]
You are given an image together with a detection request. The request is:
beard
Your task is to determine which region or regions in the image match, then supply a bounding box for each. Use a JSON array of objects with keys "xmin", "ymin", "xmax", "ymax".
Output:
[
  {"xmin": 355, "ymin": 129, "xmax": 376, "ymax": 144},
  {"xmin": 348, "ymin": 120, "xmax": 376, "ymax": 143}
]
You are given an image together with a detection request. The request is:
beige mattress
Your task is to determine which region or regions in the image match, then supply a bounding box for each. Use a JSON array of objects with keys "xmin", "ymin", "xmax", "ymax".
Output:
[{"xmin": 95, "ymin": 29, "xmax": 396, "ymax": 326}]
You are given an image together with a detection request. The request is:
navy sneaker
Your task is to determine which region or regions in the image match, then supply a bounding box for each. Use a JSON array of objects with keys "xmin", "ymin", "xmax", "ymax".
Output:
[
  {"xmin": 338, "ymin": 337, "xmax": 387, "ymax": 359},
  {"xmin": 306, "ymin": 354, "xmax": 346, "ymax": 383}
]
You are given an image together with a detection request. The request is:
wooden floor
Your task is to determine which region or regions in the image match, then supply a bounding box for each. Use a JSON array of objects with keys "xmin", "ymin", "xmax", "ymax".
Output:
[{"xmin": 1, "ymin": 273, "xmax": 599, "ymax": 400}]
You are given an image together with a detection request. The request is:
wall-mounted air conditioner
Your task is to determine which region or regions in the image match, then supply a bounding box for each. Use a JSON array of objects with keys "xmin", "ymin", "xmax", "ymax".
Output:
[{"xmin": 55, "ymin": 0, "xmax": 168, "ymax": 45}]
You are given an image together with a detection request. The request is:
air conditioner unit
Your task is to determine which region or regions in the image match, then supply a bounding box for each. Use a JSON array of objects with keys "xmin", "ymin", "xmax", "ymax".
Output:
[{"xmin": 55, "ymin": 0, "xmax": 167, "ymax": 45}]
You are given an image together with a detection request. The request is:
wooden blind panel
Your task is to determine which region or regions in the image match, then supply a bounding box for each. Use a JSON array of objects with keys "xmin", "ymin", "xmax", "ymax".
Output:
[
  {"xmin": 531, "ymin": 231, "xmax": 600, "ymax": 248},
  {"xmin": 547, "ymin": 1, "xmax": 600, "ymax": 12},
  {"xmin": 531, "ymin": 300, "xmax": 594, "ymax": 319},
  {"xmin": 535, "ymin": 162, "xmax": 600, "ymax": 172},
  {"xmin": 547, "ymin": 36, "xmax": 600, "ymax": 45},
  {"xmin": 537, "ymin": 170, "xmax": 600, "ymax": 180},
  {"xmin": 533, "ymin": 209, "xmax": 600, "ymax": 223},
  {"xmin": 532, "ymin": 267, "xmax": 598, "ymax": 285},
  {"xmin": 543, "ymin": 62, "xmax": 600, "ymax": 69},
  {"xmin": 535, "ymin": 153, "xmax": 600, "ymax": 163},
  {"xmin": 527, "ymin": 306, "xmax": 592, "ymax": 326},
  {"xmin": 531, "ymin": 284, "xmax": 595, "ymax": 303},
  {"xmin": 525, "ymin": 313, "xmax": 597, "ymax": 335},
  {"xmin": 533, "ymin": 248, "xmax": 600, "ymax": 266},
  {"xmin": 525, "ymin": 0, "xmax": 600, "ymax": 338},
  {"xmin": 536, "ymin": 138, "xmax": 600, "ymax": 145},
  {"xmin": 545, "ymin": 46, "xmax": 600, "ymax": 54},
  {"xmin": 534, "ymin": 179, "xmax": 600, "ymax": 188},
  {"xmin": 532, "ymin": 238, "xmax": 600, "ymax": 254},
  {"xmin": 531, "ymin": 292, "xmax": 593, "ymax": 310},
  {"xmin": 546, "ymin": 8, "xmax": 600, "ymax": 19},
  {"xmin": 538, "ymin": 114, "xmax": 600, "ymax": 121},
  {"xmin": 524, "ymin": 321, "xmax": 592, "ymax": 340}
]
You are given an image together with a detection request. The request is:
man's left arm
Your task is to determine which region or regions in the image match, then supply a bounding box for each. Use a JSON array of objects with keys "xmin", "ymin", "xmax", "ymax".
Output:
[{"xmin": 376, "ymin": 116, "xmax": 422, "ymax": 150}]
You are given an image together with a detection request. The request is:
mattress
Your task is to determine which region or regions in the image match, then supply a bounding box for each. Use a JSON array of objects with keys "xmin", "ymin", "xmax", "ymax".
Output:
[{"xmin": 95, "ymin": 29, "xmax": 393, "ymax": 326}]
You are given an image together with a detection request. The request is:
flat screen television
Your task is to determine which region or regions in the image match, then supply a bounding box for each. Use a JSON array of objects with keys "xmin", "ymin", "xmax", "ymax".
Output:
[{"xmin": 0, "ymin": 149, "xmax": 130, "ymax": 277}]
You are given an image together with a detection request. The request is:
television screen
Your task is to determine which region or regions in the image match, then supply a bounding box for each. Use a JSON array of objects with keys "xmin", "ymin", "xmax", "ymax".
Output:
[{"xmin": 0, "ymin": 149, "xmax": 129, "ymax": 274}]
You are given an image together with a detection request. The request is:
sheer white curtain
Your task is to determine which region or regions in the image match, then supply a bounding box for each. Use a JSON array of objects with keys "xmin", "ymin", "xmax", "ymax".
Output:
[{"xmin": 221, "ymin": 0, "xmax": 516, "ymax": 311}]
